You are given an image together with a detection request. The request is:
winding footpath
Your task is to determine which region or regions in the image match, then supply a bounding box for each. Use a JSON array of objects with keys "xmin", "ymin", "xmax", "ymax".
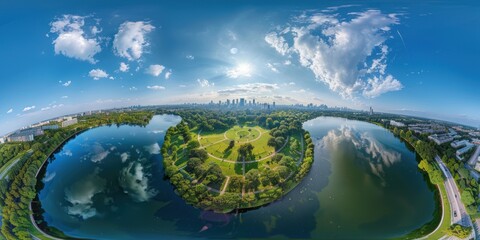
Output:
[{"xmin": 198, "ymin": 128, "xmax": 290, "ymax": 164}]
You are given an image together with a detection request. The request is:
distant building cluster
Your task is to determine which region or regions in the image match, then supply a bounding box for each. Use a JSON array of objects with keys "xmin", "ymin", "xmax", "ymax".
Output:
[
  {"xmin": 408, "ymin": 123, "xmax": 447, "ymax": 135},
  {"xmin": 390, "ymin": 120, "xmax": 405, "ymax": 127},
  {"xmin": 1, "ymin": 116, "xmax": 78, "ymax": 143}
]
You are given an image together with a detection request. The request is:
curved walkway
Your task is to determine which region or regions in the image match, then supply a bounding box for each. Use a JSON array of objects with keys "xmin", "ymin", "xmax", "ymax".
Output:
[{"xmin": 194, "ymin": 133, "xmax": 304, "ymax": 196}]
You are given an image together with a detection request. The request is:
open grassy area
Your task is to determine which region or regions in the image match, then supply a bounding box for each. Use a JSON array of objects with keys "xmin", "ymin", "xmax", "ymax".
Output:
[{"xmin": 201, "ymin": 126, "xmax": 275, "ymax": 162}]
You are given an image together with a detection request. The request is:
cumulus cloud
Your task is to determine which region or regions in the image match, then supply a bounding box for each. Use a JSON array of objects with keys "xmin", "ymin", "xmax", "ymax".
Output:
[
  {"xmin": 267, "ymin": 63, "xmax": 279, "ymax": 73},
  {"xmin": 230, "ymin": 47, "xmax": 238, "ymax": 54},
  {"xmin": 119, "ymin": 162, "xmax": 158, "ymax": 202},
  {"xmin": 43, "ymin": 171, "xmax": 56, "ymax": 183},
  {"xmin": 218, "ymin": 83, "xmax": 278, "ymax": 95},
  {"xmin": 119, "ymin": 62, "xmax": 129, "ymax": 72},
  {"xmin": 146, "ymin": 64, "xmax": 165, "ymax": 77},
  {"xmin": 120, "ymin": 152, "xmax": 129, "ymax": 163},
  {"xmin": 90, "ymin": 143, "xmax": 110, "ymax": 162},
  {"xmin": 265, "ymin": 10, "xmax": 402, "ymax": 99},
  {"xmin": 146, "ymin": 85, "xmax": 165, "ymax": 90},
  {"xmin": 321, "ymin": 126, "xmax": 400, "ymax": 184},
  {"xmin": 50, "ymin": 15, "xmax": 101, "ymax": 63},
  {"xmin": 89, "ymin": 69, "xmax": 109, "ymax": 80},
  {"xmin": 144, "ymin": 143, "xmax": 161, "ymax": 155},
  {"xmin": 165, "ymin": 70, "xmax": 172, "ymax": 79},
  {"xmin": 23, "ymin": 106, "xmax": 35, "ymax": 112},
  {"xmin": 197, "ymin": 78, "xmax": 214, "ymax": 87},
  {"xmin": 62, "ymin": 80, "xmax": 72, "ymax": 87},
  {"xmin": 65, "ymin": 168, "xmax": 106, "ymax": 220},
  {"xmin": 186, "ymin": 55, "xmax": 194, "ymax": 60},
  {"xmin": 265, "ymin": 32, "xmax": 290, "ymax": 56},
  {"xmin": 6, "ymin": 109, "xmax": 13, "ymax": 114},
  {"xmin": 113, "ymin": 21, "xmax": 155, "ymax": 61}
]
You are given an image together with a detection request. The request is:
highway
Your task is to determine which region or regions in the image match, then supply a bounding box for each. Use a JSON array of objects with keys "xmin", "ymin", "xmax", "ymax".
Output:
[{"xmin": 435, "ymin": 155, "xmax": 475, "ymax": 239}]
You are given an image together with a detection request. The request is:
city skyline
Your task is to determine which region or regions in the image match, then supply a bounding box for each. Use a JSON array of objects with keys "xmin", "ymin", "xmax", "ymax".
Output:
[{"xmin": 1, "ymin": 0, "xmax": 479, "ymax": 135}]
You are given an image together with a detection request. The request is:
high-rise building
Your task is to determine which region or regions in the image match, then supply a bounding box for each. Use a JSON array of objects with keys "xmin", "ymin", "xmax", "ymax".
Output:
[
  {"xmin": 253, "ymin": 99, "xmax": 256, "ymax": 105},
  {"xmin": 227, "ymin": 99, "xmax": 230, "ymax": 105},
  {"xmin": 273, "ymin": 102, "xmax": 276, "ymax": 108},
  {"xmin": 369, "ymin": 107, "xmax": 374, "ymax": 115},
  {"xmin": 240, "ymin": 98, "xmax": 245, "ymax": 107}
]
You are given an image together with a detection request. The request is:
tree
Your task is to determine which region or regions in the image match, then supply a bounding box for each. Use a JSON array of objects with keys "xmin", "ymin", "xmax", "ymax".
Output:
[
  {"xmin": 268, "ymin": 137, "xmax": 277, "ymax": 148},
  {"xmin": 186, "ymin": 157, "xmax": 202, "ymax": 174},
  {"xmin": 187, "ymin": 140, "xmax": 200, "ymax": 149},
  {"xmin": 461, "ymin": 190, "xmax": 475, "ymax": 206},
  {"xmin": 245, "ymin": 169, "xmax": 260, "ymax": 189},
  {"xmin": 444, "ymin": 224, "xmax": 472, "ymax": 238},
  {"xmin": 189, "ymin": 149, "xmax": 208, "ymax": 162},
  {"xmin": 237, "ymin": 143, "xmax": 254, "ymax": 161},
  {"xmin": 290, "ymin": 139, "xmax": 299, "ymax": 152}
]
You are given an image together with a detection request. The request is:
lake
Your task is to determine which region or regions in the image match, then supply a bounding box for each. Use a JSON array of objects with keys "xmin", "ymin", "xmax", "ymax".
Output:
[{"xmin": 35, "ymin": 115, "xmax": 437, "ymax": 239}]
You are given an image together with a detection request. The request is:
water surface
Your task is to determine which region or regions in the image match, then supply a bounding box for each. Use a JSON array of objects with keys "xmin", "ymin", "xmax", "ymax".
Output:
[{"xmin": 36, "ymin": 115, "xmax": 437, "ymax": 239}]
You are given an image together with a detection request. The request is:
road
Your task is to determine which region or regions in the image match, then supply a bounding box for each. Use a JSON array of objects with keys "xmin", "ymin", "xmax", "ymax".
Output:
[
  {"xmin": 435, "ymin": 155, "xmax": 475, "ymax": 239},
  {"xmin": 468, "ymin": 145, "xmax": 480, "ymax": 166},
  {"xmin": 0, "ymin": 150, "xmax": 33, "ymax": 180}
]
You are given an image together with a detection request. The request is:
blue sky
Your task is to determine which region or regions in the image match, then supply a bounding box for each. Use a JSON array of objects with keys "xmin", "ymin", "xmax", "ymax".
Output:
[{"xmin": 0, "ymin": 0, "xmax": 479, "ymax": 135}]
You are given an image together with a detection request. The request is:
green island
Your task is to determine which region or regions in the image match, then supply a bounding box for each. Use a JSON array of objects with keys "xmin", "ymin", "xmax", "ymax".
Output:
[{"xmin": 161, "ymin": 109, "xmax": 315, "ymax": 212}]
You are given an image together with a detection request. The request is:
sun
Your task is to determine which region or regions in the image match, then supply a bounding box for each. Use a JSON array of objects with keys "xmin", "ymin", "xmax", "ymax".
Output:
[{"xmin": 227, "ymin": 62, "xmax": 253, "ymax": 78}]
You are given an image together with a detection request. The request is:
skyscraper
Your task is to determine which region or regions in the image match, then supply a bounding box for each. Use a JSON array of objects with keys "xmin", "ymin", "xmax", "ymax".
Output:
[{"xmin": 240, "ymin": 98, "xmax": 245, "ymax": 107}]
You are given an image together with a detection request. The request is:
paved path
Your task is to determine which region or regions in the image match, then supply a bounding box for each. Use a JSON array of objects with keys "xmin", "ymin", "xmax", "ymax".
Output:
[
  {"xmin": 0, "ymin": 150, "xmax": 33, "ymax": 180},
  {"xmin": 220, "ymin": 176, "xmax": 230, "ymax": 195},
  {"xmin": 205, "ymin": 136, "xmax": 290, "ymax": 164}
]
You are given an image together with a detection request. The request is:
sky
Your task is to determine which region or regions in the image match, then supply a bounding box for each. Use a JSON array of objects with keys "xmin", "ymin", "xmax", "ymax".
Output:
[{"xmin": 0, "ymin": 0, "xmax": 479, "ymax": 135}]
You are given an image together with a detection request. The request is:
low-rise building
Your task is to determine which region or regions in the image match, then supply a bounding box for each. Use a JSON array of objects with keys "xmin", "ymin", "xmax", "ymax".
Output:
[
  {"xmin": 456, "ymin": 144, "xmax": 474, "ymax": 156},
  {"xmin": 429, "ymin": 133, "xmax": 458, "ymax": 145},
  {"xmin": 451, "ymin": 140, "xmax": 470, "ymax": 148},
  {"xmin": 61, "ymin": 118, "xmax": 78, "ymax": 128},
  {"xmin": 41, "ymin": 124, "xmax": 59, "ymax": 130},
  {"xmin": 7, "ymin": 134, "xmax": 34, "ymax": 142},
  {"xmin": 475, "ymin": 160, "xmax": 480, "ymax": 172},
  {"xmin": 0, "ymin": 137, "xmax": 5, "ymax": 144}
]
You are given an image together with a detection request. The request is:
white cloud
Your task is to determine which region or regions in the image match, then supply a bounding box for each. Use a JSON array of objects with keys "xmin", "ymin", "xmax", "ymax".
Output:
[
  {"xmin": 197, "ymin": 78, "xmax": 214, "ymax": 87},
  {"xmin": 363, "ymin": 75, "xmax": 403, "ymax": 98},
  {"xmin": 146, "ymin": 64, "xmax": 165, "ymax": 77},
  {"xmin": 230, "ymin": 47, "xmax": 238, "ymax": 54},
  {"xmin": 265, "ymin": 32, "xmax": 290, "ymax": 56},
  {"xmin": 89, "ymin": 69, "xmax": 109, "ymax": 80},
  {"xmin": 119, "ymin": 162, "xmax": 158, "ymax": 202},
  {"xmin": 62, "ymin": 80, "xmax": 72, "ymax": 87},
  {"xmin": 267, "ymin": 63, "xmax": 279, "ymax": 73},
  {"xmin": 179, "ymin": 84, "xmax": 186, "ymax": 88},
  {"xmin": 284, "ymin": 60, "xmax": 292, "ymax": 65},
  {"xmin": 50, "ymin": 15, "xmax": 101, "ymax": 63},
  {"xmin": 65, "ymin": 168, "xmax": 106, "ymax": 219},
  {"xmin": 23, "ymin": 106, "xmax": 35, "ymax": 112},
  {"xmin": 61, "ymin": 95, "xmax": 68, "ymax": 99},
  {"xmin": 265, "ymin": 10, "xmax": 402, "ymax": 98},
  {"xmin": 129, "ymin": 86, "xmax": 138, "ymax": 91},
  {"xmin": 292, "ymin": 89, "xmax": 306, "ymax": 93},
  {"xmin": 120, "ymin": 152, "xmax": 130, "ymax": 163},
  {"xmin": 6, "ymin": 109, "xmax": 13, "ymax": 114},
  {"xmin": 119, "ymin": 62, "xmax": 129, "ymax": 72},
  {"xmin": 144, "ymin": 143, "xmax": 161, "ymax": 155},
  {"xmin": 218, "ymin": 83, "xmax": 278, "ymax": 95},
  {"xmin": 147, "ymin": 85, "xmax": 165, "ymax": 90},
  {"xmin": 113, "ymin": 21, "xmax": 155, "ymax": 61},
  {"xmin": 165, "ymin": 70, "xmax": 172, "ymax": 79},
  {"xmin": 186, "ymin": 55, "xmax": 194, "ymax": 60},
  {"xmin": 41, "ymin": 106, "xmax": 51, "ymax": 111},
  {"xmin": 90, "ymin": 143, "xmax": 110, "ymax": 163}
]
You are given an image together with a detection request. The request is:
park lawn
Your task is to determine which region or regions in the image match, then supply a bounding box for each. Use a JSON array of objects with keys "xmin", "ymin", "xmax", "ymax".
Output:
[
  {"xmin": 198, "ymin": 134, "xmax": 226, "ymax": 146},
  {"xmin": 224, "ymin": 126, "xmax": 261, "ymax": 142},
  {"xmin": 205, "ymin": 157, "xmax": 238, "ymax": 176}
]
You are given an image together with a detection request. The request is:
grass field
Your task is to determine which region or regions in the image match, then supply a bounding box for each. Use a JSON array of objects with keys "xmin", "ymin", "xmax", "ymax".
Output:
[{"xmin": 200, "ymin": 126, "xmax": 275, "ymax": 162}]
